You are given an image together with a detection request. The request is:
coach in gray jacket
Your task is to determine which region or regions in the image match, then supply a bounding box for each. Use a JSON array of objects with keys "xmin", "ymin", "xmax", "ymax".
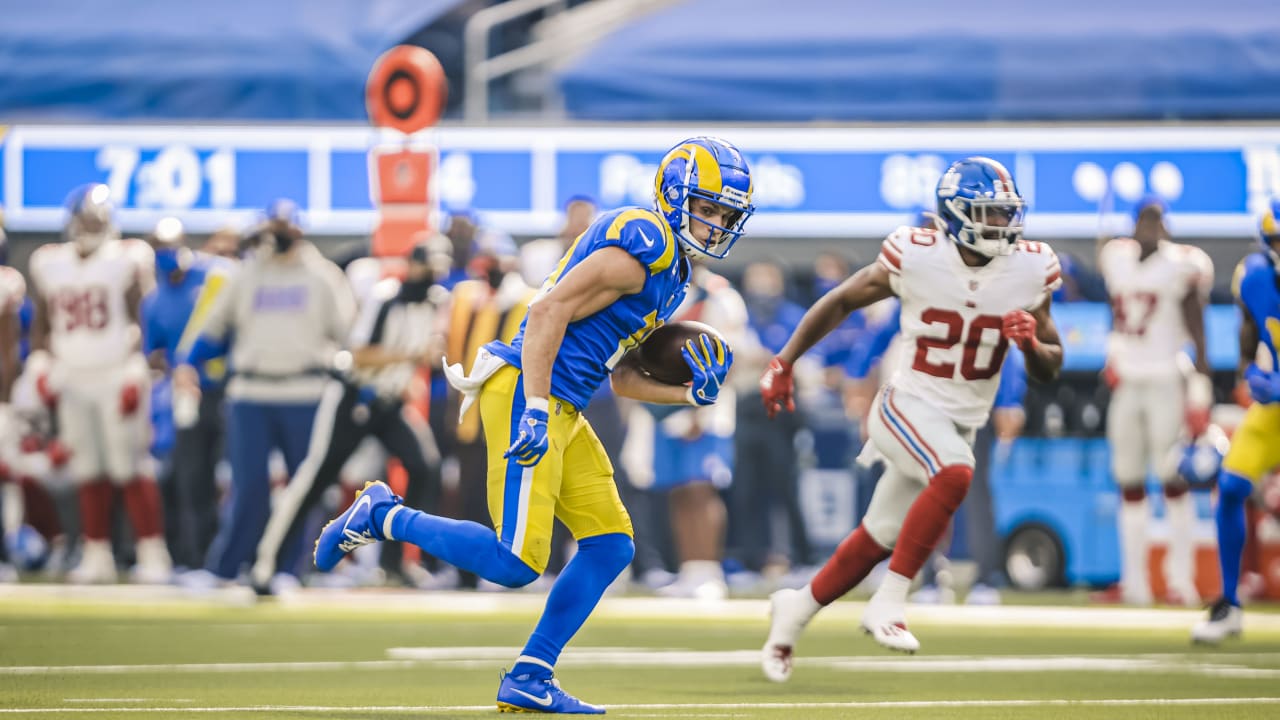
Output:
[{"xmin": 175, "ymin": 199, "xmax": 355, "ymax": 586}]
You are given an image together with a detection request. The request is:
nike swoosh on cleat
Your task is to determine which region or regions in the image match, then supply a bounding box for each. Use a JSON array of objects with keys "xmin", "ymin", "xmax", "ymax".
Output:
[
  {"xmin": 510, "ymin": 688, "xmax": 554, "ymax": 707},
  {"xmin": 342, "ymin": 493, "xmax": 372, "ymax": 536}
]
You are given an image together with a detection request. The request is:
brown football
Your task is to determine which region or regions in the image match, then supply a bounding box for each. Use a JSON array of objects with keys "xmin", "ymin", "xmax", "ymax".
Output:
[{"xmin": 633, "ymin": 320, "xmax": 728, "ymax": 385}]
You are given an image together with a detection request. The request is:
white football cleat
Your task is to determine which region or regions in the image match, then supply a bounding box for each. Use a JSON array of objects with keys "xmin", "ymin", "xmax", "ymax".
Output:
[
  {"xmin": 130, "ymin": 537, "xmax": 173, "ymax": 585},
  {"xmin": 761, "ymin": 588, "xmax": 816, "ymax": 682},
  {"xmin": 861, "ymin": 599, "xmax": 920, "ymax": 654},
  {"xmin": 1191, "ymin": 597, "xmax": 1243, "ymax": 645},
  {"xmin": 68, "ymin": 540, "xmax": 118, "ymax": 585}
]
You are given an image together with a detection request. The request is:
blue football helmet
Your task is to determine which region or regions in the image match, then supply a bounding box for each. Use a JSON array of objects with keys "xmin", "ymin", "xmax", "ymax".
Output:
[
  {"xmin": 936, "ymin": 157, "xmax": 1025, "ymax": 257},
  {"xmin": 63, "ymin": 183, "xmax": 118, "ymax": 255},
  {"xmin": 1258, "ymin": 197, "xmax": 1280, "ymax": 269},
  {"xmin": 653, "ymin": 137, "xmax": 755, "ymax": 259}
]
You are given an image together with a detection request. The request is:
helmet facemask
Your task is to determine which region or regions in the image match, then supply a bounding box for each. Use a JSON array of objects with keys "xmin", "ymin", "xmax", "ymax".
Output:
[
  {"xmin": 945, "ymin": 195, "xmax": 1025, "ymax": 257},
  {"xmin": 675, "ymin": 187, "xmax": 752, "ymax": 259}
]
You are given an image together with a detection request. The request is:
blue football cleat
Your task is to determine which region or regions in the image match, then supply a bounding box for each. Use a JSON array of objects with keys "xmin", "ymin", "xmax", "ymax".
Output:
[
  {"xmin": 496, "ymin": 670, "xmax": 605, "ymax": 714},
  {"xmin": 314, "ymin": 481, "xmax": 402, "ymax": 572}
]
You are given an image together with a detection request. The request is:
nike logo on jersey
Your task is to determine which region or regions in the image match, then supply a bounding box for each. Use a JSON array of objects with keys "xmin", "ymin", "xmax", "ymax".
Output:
[
  {"xmin": 638, "ymin": 228, "xmax": 656, "ymax": 247},
  {"xmin": 510, "ymin": 688, "xmax": 554, "ymax": 707}
]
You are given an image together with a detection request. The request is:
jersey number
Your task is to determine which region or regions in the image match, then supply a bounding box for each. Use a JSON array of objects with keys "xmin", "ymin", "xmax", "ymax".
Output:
[
  {"xmin": 55, "ymin": 286, "xmax": 110, "ymax": 332},
  {"xmin": 1111, "ymin": 292, "xmax": 1158, "ymax": 337},
  {"xmin": 912, "ymin": 308, "xmax": 1008, "ymax": 381},
  {"xmin": 606, "ymin": 310, "xmax": 660, "ymax": 370}
]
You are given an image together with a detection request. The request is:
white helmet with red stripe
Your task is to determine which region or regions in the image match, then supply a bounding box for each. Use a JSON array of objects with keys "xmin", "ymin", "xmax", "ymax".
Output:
[{"xmin": 936, "ymin": 157, "xmax": 1025, "ymax": 257}]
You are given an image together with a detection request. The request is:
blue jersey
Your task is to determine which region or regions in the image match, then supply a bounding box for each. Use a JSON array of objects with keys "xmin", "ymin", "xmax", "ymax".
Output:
[
  {"xmin": 487, "ymin": 207, "xmax": 690, "ymax": 410},
  {"xmin": 1234, "ymin": 252, "xmax": 1280, "ymax": 370},
  {"xmin": 142, "ymin": 254, "xmax": 234, "ymax": 388}
]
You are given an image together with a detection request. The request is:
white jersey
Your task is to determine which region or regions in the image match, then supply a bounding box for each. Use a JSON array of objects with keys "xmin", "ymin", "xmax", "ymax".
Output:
[
  {"xmin": 120, "ymin": 238, "xmax": 156, "ymax": 296},
  {"xmin": 1099, "ymin": 238, "xmax": 1213, "ymax": 381},
  {"xmin": 876, "ymin": 226, "xmax": 1061, "ymax": 428},
  {"xmin": 0, "ymin": 266, "xmax": 25, "ymax": 314},
  {"xmin": 29, "ymin": 241, "xmax": 140, "ymax": 369}
]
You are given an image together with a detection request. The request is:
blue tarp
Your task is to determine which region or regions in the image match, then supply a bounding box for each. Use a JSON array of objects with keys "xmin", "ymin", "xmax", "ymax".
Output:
[
  {"xmin": 0, "ymin": 0, "xmax": 457, "ymax": 121},
  {"xmin": 558, "ymin": 0, "xmax": 1280, "ymax": 122}
]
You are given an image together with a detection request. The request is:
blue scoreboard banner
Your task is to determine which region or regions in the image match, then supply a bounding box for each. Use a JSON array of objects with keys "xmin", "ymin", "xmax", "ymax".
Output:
[{"xmin": 2, "ymin": 124, "xmax": 1278, "ymax": 238}]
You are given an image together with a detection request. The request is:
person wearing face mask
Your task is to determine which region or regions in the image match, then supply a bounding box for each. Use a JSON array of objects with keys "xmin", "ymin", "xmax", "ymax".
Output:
[
  {"xmin": 139, "ymin": 217, "xmax": 235, "ymax": 572},
  {"xmin": 173, "ymin": 198, "xmax": 355, "ymax": 591},
  {"xmin": 247, "ymin": 238, "xmax": 448, "ymax": 593}
]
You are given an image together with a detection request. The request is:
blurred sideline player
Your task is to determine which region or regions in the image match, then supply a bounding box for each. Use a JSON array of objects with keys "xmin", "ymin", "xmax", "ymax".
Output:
[
  {"xmin": 630, "ymin": 264, "xmax": 748, "ymax": 599},
  {"xmin": 311, "ymin": 136, "xmax": 751, "ymax": 713},
  {"xmin": 28, "ymin": 184, "xmax": 171, "ymax": 584},
  {"xmin": 759, "ymin": 157, "xmax": 1063, "ymax": 675},
  {"xmin": 1096, "ymin": 196, "xmax": 1213, "ymax": 606},
  {"xmin": 1191, "ymin": 199, "xmax": 1280, "ymax": 643}
]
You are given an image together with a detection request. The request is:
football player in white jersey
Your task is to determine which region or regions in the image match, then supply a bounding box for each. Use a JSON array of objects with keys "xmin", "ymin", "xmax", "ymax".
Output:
[
  {"xmin": 1097, "ymin": 196, "xmax": 1214, "ymax": 606},
  {"xmin": 757, "ymin": 157, "xmax": 1063, "ymax": 675},
  {"xmin": 28, "ymin": 184, "xmax": 171, "ymax": 584},
  {"xmin": 0, "ymin": 227, "xmax": 23, "ymax": 408}
]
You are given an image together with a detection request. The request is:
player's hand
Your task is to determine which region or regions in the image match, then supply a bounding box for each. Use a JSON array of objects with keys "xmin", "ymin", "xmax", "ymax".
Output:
[
  {"xmin": 119, "ymin": 383, "xmax": 140, "ymax": 416},
  {"xmin": 504, "ymin": 404, "xmax": 550, "ymax": 467},
  {"xmin": 45, "ymin": 439, "xmax": 72, "ymax": 468},
  {"xmin": 760, "ymin": 356, "xmax": 795, "ymax": 419},
  {"xmin": 1184, "ymin": 372, "xmax": 1213, "ymax": 438},
  {"xmin": 173, "ymin": 364, "xmax": 202, "ymax": 402},
  {"xmin": 683, "ymin": 334, "xmax": 732, "ymax": 407},
  {"xmin": 1001, "ymin": 309, "xmax": 1037, "ymax": 350},
  {"xmin": 1101, "ymin": 364, "xmax": 1121, "ymax": 391},
  {"xmin": 1245, "ymin": 364, "xmax": 1280, "ymax": 405}
]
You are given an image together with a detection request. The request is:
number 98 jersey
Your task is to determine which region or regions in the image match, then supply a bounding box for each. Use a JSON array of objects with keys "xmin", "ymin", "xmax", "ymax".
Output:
[
  {"xmin": 29, "ymin": 240, "xmax": 140, "ymax": 370},
  {"xmin": 876, "ymin": 226, "xmax": 1061, "ymax": 428}
]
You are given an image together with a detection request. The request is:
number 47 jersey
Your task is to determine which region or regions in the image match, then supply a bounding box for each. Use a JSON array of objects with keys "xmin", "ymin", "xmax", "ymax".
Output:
[{"xmin": 877, "ymin": 226, "xmax": 1062, "ymax": 429}]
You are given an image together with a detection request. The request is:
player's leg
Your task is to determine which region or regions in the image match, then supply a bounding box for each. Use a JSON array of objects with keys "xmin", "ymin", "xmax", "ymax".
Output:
[
  {"xmin": 202, "ymin": 400, "xmax": 274, "ymax": 582},
  {"xmin": 1148, "ymin": 379, "xmax": 1197, "ymax": 605},
  {"xmin": 655, "ymin": 430, "xmax": 731, "ymax": 598},
  {"xmin": 315, "ymin": 366, "xmax": 551, "ymax": 587},
  {"xmin": 498, "ymin": 414, "xmax": 627, "ymax": 715},
  {"xmin": 863, "ymin": 386, "xmax": 977, "ymax": 652},
  {"xmin": 103, "ymin": 364, "xmax": 171, "ymax": 583},
  {"xmin": 761, "ymin": 457, "xmax": 916, "ymax": 681},
  {"xmin": 1193, "ymin": 403, "xmax": 1280, "ymax": 643},
  {"xmin": 1106, "ymin": 378, "xmax": 1153, "ymax": 604},
  {"xmin": 59, "ymin": 377, "xmax": 117, "ymax": 584},
  {"xmin": 252, "ymin": 380, "xmax": 364, "ymax": 588}
]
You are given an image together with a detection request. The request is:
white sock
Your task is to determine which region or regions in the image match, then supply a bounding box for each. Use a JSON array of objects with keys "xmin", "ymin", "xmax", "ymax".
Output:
[
  {"xmin": 872, "ymin": 570, "xmax": 912, "ymax": 607},
  {"xmin": 1163, "ymin": 491, "xmax": 1195, "ymax": 593},
  {"xmin": 678, "ymin": 560, "xmax": 724, "ymax": 584},
  {"xmin": 1119, "ymin": 497, "xmax": 1149, "ymax": 597}
]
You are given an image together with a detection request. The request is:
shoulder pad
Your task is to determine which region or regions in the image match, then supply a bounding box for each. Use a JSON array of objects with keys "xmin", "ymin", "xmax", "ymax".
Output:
[{"xmin": 603, "ymin": 208, "xmax": 676, "ymax": 274}]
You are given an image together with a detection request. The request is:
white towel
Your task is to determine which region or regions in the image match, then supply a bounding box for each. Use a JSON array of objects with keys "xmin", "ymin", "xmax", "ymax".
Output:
[{"xmin": 441, "ymin": 346, "xmax": 510, "ymax": 423}]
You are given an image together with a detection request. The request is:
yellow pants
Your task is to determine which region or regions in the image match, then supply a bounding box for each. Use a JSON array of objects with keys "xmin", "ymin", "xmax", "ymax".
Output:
[
  {"xmin": 480, "ymin": 365, "xmax": 633, "ymax": 573},
  {"xmin": 1222, "ymin": 401, "xmax": 1280, "ymax": 482}
]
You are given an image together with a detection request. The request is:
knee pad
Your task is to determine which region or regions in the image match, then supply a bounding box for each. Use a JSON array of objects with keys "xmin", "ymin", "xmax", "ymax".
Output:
[
  {"xmin": 1219, "ymin": 471, "xmax": 1253, "ymax": 505},
  {"xmin": 930, "ymin": 465, "xmax": 973, "ymax": 511},
  {"xmin": 490, "ymin": 547, "xmax": 541, "ymax": 589},
  {"xmin": 578, "ymin": 532, "xmax": 635, "ymax": 573}
]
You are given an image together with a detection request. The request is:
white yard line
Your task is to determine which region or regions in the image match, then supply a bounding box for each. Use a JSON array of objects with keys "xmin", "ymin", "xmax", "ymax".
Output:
[{"xmin": 0, "ymin": 697, "xmax": 1278, "ymax": 714}]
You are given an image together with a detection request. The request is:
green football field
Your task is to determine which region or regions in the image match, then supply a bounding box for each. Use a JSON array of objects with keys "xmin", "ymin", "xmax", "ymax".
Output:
[{"xmin": 1, "ymin": 586, "xmax": 1279, "ymax": 719}]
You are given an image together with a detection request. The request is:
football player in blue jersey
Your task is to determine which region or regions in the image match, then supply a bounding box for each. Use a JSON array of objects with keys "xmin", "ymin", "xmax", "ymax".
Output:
[
  {"xmin": 1191, "ymin": 198, "xmax": 1280, "ymax": 644},
  {"xmin": 313, "ymin": 136, "xmax": 753, "ymax": 713}
]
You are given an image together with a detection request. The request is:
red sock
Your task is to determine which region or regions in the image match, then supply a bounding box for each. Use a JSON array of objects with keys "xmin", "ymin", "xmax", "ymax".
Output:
[
  {"xmin": 19, "ymin": 477, "xmax": 63, "ymax": 539},
  {"xmin": 77, "ymin": 478, "xmax": 115, "ymax": 541},
  {"xmin": 122, "ymin": 477, "xmax": 164, "ymax": 539},
  {"xmin": 888, "ymin": 465, "xmax": 972, "ymax": 579},
  {"xmin": 810, "ymin": 525, "xmax": 891, "ymax": 605}
]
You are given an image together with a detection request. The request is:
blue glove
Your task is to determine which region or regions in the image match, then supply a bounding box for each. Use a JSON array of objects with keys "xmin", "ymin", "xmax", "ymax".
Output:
[
  {"xmin": 1245, "ymin": 363, "xmax": 1280, "ymax": 405},
  {"xmin": 504, "ymin": 403, "xmax": 550, "ymax": 467},
  {"xmin": 682, "ymin": 334, "xmax": 733, "ymax": 407}
]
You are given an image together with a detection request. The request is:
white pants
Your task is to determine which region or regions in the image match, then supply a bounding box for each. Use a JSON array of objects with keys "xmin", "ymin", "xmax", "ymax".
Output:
[
  {"xmin": 1106, "ymin": 376, "xmax": 1184, "ymax": 486},
  {"xmin": 56, "ymin": 364, "xmax": 150, "ymax": 483},
  {"xmin": 859, "ymin": 385, "xmax": 976, "ymax": 548}
]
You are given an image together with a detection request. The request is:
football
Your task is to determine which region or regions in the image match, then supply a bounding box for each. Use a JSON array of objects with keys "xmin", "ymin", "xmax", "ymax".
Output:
[{"xmin": 633, "ymin": 320, "xmax": 728, "ymax": 385}]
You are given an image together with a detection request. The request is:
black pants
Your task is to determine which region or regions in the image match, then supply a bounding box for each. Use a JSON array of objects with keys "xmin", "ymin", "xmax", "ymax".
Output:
[
  {"xmin": 165, "ymin": 387, "xmax": 226, "ymax": 570},
  {"xmin": 252, "ymin": 379, "xmax": 438, "ymax": 582}
]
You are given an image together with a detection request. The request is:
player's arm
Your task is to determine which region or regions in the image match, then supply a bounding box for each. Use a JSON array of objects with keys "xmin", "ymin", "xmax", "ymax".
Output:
[
  {"xmin": 776, "ymin": 261, "xmax": 895, "ymax": 367},
  {"xmin": 520, "ymin": 245, "xmax": 646, "ymax": 404},
  {"xmin": 0, "ymin": 303, "xmax": 18, "ymax": 403},
  {"xmin": 610, "ymin": 350, "xmax": 693, "ymax": 404},
  {"xmin": 124, "ymin": 275, "xmax": 143, "ymax": 352},
  {"xmin": 1010, "ymin": 295, "xmax": 1063, "ymax": 383},
  {"xmin": 1236, "ymin": 298, "xmax": 1259, "ymax": 381}
]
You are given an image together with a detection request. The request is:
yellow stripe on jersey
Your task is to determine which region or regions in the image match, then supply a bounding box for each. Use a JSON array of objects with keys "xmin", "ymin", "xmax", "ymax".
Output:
[
  {"xmin": 177, "ymin": 271, "xmax": 229, "ymax": 380},
  {"xmin": 605, "ymin": 208, "xmax": 676, "ymax": 275}
]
